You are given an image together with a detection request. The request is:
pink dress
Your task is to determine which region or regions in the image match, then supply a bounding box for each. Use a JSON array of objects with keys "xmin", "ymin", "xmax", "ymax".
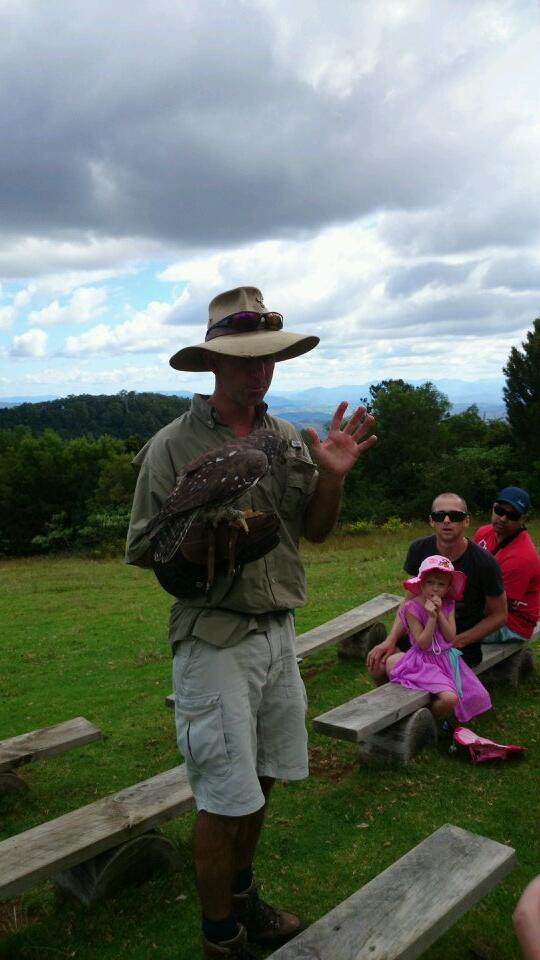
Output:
[{"xmin": 389, "ymin": 598, "xmax": 492, "ymax": 722}]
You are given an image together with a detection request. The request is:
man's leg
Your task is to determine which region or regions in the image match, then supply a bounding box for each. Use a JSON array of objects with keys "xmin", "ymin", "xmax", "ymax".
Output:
[
  {"xmin": 174, "ymin": 630, "xmax": 305, "ymax": 953},
  {"xmin": 193, "ymin": 779, "xmax": 272, "ymax": 919},
  {"xmin": 230, "ymin": 777, "xmax": 304, "ymax": 947},
  {"xmin": 233, "ymin": 777, "xmax": 272, "ymax": 879},
  {"xmin": 193, "ymin": 811, "xmax": 244, "ymax": 921}
]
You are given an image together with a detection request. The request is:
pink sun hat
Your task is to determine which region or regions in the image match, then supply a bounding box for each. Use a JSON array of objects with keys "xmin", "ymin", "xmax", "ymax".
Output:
[{"xmin": 403, "ymin": 555, "xmax": 467, "ymax": 601}]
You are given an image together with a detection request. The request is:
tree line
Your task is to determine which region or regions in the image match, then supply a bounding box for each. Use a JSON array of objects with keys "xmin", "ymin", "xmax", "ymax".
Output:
[
  {"xmin": 0, "ymin": 390, "xmax": 191, "ymax": 439},
  {"xmin": 1, "ymin": 319, "xmax": 538, "ymax": 556}
]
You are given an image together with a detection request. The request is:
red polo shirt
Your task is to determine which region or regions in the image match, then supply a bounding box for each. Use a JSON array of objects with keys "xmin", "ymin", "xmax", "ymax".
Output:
[{"xmin": 474, "ymin": 525, "xmax": 540, "ymax": 638}]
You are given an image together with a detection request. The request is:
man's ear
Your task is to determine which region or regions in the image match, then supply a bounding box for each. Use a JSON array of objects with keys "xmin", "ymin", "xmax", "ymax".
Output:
[{"xmin": 463, "ymin": 514, "xmax": 470, "ymax": 529}]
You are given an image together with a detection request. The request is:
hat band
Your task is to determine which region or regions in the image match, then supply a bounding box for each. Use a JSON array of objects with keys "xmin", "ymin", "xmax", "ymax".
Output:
[{"xmin": 205, "ymin": 311, "xmax": 283, "ymax": 342}]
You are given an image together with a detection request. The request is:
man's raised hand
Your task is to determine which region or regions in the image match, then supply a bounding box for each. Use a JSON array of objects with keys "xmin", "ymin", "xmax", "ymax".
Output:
[{"xmin": 305, "ymin": 402, "xmax": 377, "ymax": 479}]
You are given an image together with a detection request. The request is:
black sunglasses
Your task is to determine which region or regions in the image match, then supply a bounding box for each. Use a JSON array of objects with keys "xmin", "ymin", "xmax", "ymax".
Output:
[
  {"xmin": 493, "ymin": 503, "xmax": 521, "ymax": 521},
  {"xmin": 430, "ymin": 510, "xmax": 468, "ymax": 523},
  {"xmin": 206, "ymin": 311, "xmax": 283, "ymax": 341}
]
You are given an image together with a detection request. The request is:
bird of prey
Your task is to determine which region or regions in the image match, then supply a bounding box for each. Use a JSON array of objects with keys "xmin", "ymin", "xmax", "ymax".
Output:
[{"xmin": 146, "ymin": 430, "xmax": 287, "ymax": 583}]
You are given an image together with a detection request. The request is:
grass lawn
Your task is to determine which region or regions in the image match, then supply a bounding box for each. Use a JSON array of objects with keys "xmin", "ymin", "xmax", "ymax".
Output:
[{"xmin": 1, "ymin": 521, "xmax": 539, "ymax": 960}]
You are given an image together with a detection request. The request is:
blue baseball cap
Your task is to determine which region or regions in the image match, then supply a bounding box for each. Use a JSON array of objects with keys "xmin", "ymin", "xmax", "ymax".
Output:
[{"xmin": 495, "ymin": 486, "xmax": 531, "ymax": 514}]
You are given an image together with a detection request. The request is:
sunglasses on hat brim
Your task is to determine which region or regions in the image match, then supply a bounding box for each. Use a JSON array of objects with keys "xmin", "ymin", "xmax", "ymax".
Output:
[{"xmin": 205, "ymin": 311, "xmax": 284, "ymax": 342}]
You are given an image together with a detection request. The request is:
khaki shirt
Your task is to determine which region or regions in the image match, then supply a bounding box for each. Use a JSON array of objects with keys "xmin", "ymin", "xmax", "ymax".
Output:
[{"xmin": 125, "ymin": 394, "xmax": 318, "ymax": 648}]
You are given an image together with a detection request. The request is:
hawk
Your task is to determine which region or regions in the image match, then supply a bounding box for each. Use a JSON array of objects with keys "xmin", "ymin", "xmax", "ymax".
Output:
[{"xmin": 146, "ymin": 430, "xmax": 287, "ymax": 587}]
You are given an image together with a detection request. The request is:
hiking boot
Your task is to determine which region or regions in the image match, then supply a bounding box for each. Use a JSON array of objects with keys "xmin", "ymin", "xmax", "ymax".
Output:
[
  {"xmin": 202, "ymin": 924, "xmax": 255, "ymax": 960},
  {"xmin": 232, "ymin": 882, "xmax": 305, "ymax": 947}
]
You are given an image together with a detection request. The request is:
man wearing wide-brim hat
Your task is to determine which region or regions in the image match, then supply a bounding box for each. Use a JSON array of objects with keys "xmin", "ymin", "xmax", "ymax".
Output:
[{"xmin": 126, "ymin": 286, "xmax": 376, "ymax": 959}]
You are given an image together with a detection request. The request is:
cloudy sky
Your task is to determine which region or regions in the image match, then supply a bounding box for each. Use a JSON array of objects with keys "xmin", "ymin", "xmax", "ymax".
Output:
[{"xmin": 1, "ymin": 0, "xmax": 539, "ymax": 400}]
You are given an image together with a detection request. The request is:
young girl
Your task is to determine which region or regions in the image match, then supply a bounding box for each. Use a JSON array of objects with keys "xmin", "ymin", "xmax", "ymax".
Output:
[{"xmin": 386, "ymin": 555, "xmax": 492, "ymax": 722}]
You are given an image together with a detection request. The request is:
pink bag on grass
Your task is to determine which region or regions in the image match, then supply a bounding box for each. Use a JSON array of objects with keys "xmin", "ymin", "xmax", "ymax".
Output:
[{"xmin": 453, "ymin": 726, "xmax": 527, "ymax": 763}]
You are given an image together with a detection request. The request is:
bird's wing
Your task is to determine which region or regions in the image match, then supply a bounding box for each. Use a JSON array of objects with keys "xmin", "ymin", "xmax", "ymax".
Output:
[{"xmin": 146, "ymin": 445, "xmax": 269, "ymax": 540}]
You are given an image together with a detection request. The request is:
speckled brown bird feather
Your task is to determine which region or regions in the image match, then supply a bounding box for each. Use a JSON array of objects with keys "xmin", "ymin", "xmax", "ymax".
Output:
[{"xmin": 146, "ymin": 430, "xmax": 287, "ymax": 564}]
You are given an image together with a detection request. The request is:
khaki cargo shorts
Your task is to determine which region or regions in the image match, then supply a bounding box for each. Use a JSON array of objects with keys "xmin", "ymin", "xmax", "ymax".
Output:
[{"xmin": 172, "ymin": 611, "xmax": 308, "ymax": 816}]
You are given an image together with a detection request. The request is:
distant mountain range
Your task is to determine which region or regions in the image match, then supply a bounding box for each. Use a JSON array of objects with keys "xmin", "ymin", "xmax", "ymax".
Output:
[
  {"xmin": 263, "ymin": 381, "xmax": 506, "ymax": 430},
  {"xmin": 0, "ymin": 380, "xmax": 506, "ymax": 431}
]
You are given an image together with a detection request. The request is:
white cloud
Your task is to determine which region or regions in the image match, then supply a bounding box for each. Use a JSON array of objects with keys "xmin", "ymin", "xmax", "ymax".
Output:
[
  {"xmin": 1, "ymin": 0, "xmax": 540, "ymax": 397},
  {"xmin": 60, "ymin": 295, "xmax": 187, "ymax": 356},
  {"xmin": 0, "ymin": 234, "xmax": 163, "ymax": 280},
  {"xmin": 0, "ymin": 305, "xmax": 16, "ymax": 329},
  {"xmin": 28, "ymin": 286, "xmax": 108, "ymax": 327},
  {"xmin": 10, "ymin": 328, "xmax": 48, "ymax": 358}
]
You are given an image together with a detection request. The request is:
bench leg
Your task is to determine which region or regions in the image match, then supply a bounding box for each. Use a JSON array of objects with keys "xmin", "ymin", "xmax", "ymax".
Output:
[
  {"xmin": 53, "ymin": 829, "xmax": 182, "ymax": 907},
  {"xmin": 338, "ymin": 622, "xmax": 387, "ymax": 660},
  {"xmin": 359, "ymin": 707, "xmax": 438, "ymax": 764},
  {"xmin": 0, "ymin": 771, "xmax": 29, "ymax": 794},
  {"xmin": 484, "ymin": 647, "xmax": 535, "ymax": 689}
]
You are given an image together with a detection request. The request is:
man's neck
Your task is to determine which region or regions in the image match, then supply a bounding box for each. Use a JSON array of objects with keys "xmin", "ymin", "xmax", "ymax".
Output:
[
  {"xmin": 493, "ymin": 523, "xmax": 525, "ymax": 548},
  {"xmin": 207, "ymin": 392, "xmax": 258, "ymax": 437},
  {"xmin": 434, "ymin": 534, "xmax": 469, "ymax": 562}
]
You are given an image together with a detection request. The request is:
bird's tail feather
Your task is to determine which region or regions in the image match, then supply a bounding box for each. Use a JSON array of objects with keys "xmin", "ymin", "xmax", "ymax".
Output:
[{"xmin": 152, "ymin": 509, "xmax": 199, "ymax": 564}]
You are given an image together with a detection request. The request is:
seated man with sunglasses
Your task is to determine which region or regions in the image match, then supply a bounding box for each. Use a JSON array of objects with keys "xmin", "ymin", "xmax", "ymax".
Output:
[
  {"xmin": 126, "ymin": 286, "xmax": 377, "ymax": 960},
  {"xmin": 367, "ymin": 491, "xmax": 507, "ymax": 679},
  {"xmin": 473, "ymin": 486, "xmax": 540, "ymax": 643}
]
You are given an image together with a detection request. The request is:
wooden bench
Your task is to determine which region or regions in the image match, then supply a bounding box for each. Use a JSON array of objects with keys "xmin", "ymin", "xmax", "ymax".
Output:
[
  {"xmin": 165, "ymin": 592, "xmax": 401, "ymax": 708},
  {"xmin": 0, "ymin": 597, "xmax": 400, "ymax": 905},
  {"xmin": 268, "ymin": 823, "xmax": 515, "ymax": 960},
  {"xmin": 313, "ymin": 624, "xmax": 540, "ymax": 764},
  {"xmin": 0, "ymin": 717, "xmax": 103, "ymax": 793},
  {"xmin": 0, "ymin": 763, "xmax": 194, "ymax": 907}
]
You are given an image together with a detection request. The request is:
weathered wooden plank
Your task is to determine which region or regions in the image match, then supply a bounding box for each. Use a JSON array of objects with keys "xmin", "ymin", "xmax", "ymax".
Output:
[
  {"xmin": 0, "ymin": 764, "xmax": 193, "ymax": 901},
  {"xmin": 269, "ymin": 824, "xmax": 515, "ymax": 960},
  {"xmin": 0, "ymin": 717, "xmax": 102, "ymax": 773},
  {"xmin": 313, "ymin": 683, "xmax": 430, "ymax": 743},
  {"xmin": 295, "ymin": 593, "xmax": 401, "ymax": 659}
]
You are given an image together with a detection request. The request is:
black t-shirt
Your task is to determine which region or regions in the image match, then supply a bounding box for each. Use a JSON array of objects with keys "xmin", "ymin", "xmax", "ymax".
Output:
[{"xmin": 400, "ymin": 536, "xmax": 504, "ymax": 666}]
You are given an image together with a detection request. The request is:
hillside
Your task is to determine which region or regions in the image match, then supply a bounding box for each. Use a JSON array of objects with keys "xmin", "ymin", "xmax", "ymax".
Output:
[{"xmin": 0, "ymin": 391, "xmax": 191, "ymax": 440}]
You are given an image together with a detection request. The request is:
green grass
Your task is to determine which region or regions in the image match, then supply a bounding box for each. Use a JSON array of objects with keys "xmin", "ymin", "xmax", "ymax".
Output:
[{"xmin": 1, "ymin": 522, "xmax": 539, "ymax": 959}]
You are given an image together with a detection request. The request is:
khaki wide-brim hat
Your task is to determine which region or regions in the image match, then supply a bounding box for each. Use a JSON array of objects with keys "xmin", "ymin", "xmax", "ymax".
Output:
[{"xmin": 169, "ymin": 286, "xmax": 319, "ymax": 372}]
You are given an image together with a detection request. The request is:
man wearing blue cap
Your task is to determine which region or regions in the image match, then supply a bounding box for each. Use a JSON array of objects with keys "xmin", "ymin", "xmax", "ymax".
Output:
[{"xmin": 474, "ymin": 486, "xmax": 540, "ymax": 642}]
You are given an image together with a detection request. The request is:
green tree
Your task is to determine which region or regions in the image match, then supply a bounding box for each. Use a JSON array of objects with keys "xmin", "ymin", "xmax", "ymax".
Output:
[
  {"xmin": 0, "ymin": 428, "xmax": 127, "ymax": 554},
  {"xmin": 342, "ymin": 379, "xmax": 451, "ymax": 520},
  {"xmin": 0, "ymin": 391, "xmax": 191, "ymax": 440},
  {"xmin": 503, "ymin": 318, "xmax": 540, "ymax": 465},
  {"xmin": 440, "ymin": 404, "xmax": 487, "ymax": 452}
]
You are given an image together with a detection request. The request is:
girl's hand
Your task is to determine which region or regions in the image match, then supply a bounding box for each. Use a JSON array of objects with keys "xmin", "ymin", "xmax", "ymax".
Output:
[{"xmin": 425, "ymin": 599, "xmax": 438, "ymax": 617}]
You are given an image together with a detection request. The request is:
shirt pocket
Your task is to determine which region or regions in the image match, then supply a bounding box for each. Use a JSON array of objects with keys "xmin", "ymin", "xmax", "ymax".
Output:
[
  {"xmin": 279, "ymin": 454, "xmax": 317, "ymax": 521},
  {"xmin": 174, "ymin": 692, "xmax": 230, "ymax": 777}
]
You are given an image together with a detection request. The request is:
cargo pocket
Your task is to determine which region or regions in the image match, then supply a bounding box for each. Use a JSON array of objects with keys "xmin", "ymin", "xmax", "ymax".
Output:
[{"xmin": 175, "ymin": 692, "xmax": 230, "ymax": 777}]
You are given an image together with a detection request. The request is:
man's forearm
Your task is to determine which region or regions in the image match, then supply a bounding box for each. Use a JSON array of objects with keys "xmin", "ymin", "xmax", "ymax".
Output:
[
  {"xmin": 457, "ymin": 610, "xmax": 506, "ymax": 646},
  {"xmin": 303, "ymin": 472, "xmax": 345, "ymax": 542},
  {"xmin": 386, "ymin": 612, "xmax": 407, "ymax": 646}
]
